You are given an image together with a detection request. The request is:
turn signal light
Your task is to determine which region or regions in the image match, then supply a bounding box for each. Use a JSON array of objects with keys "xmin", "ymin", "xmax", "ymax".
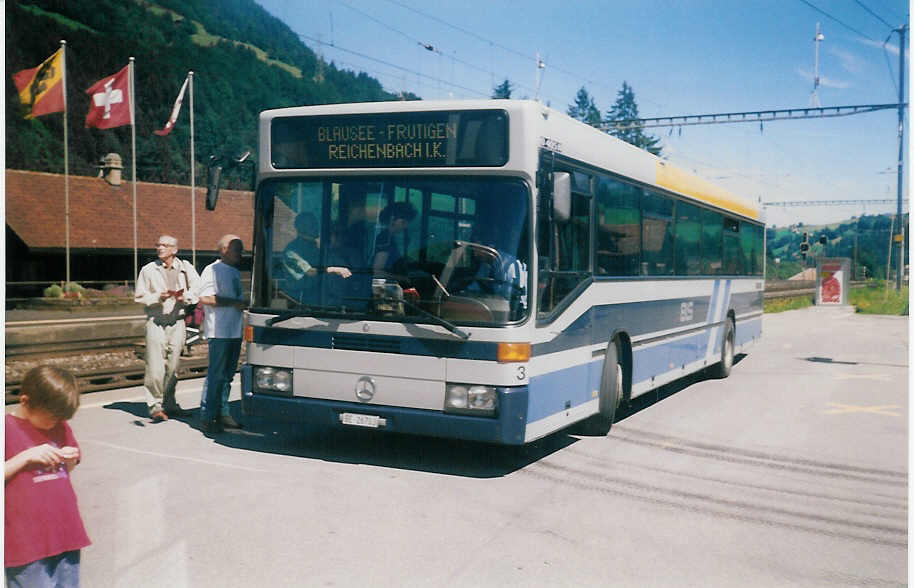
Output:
[
  {"xmin": 244, "ymin": 324, "xmax": 254, "ymax": 342},
  {"xmin": 497, "ymin": 342, "xmax": 530, "ymax": 363}
]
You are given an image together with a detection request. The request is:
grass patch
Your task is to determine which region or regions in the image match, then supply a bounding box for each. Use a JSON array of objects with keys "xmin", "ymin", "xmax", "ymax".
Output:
[
  {"xmin": 849, "ymin": 283, "xmax": 909, "ymax": 315},
  {"xmin": 137, "ymin": 0, "xmax": 184, "ymax": 23},
  {"xmin": 137, "ymin": 2, "xmax": 303, "ymax": 78},
  {"xmin": 764, "ymin": 295, "xmax": 814, "ymax": 313},
  {"xmin": 189, "ymin": 21, "xmax": 301, "ymax": 78},
  {"xmin": 20, "ymin": 4, "xmax": 98, "ymax": 33}
]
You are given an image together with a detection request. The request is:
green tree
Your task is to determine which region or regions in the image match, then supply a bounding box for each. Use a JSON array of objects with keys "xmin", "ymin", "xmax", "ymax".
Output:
[
  {"xmin": 492, "ymin": 79, "xmax": 513, "ymax": 99},
  {"xmin": 604, "ymin": 82, "xmax": 661, "ymax": 155},
  {"xmin": 567, "ymin": 86, "xmax": 602, "ymax": 128}
]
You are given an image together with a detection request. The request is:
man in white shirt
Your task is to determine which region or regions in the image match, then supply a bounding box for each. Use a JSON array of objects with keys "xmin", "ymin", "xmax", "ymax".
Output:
[
  {"xmin": 197, "ymin": 234, "xmax": 247, "ymax": 436},
  {"xmin": 134, "ymin": 235, "xmax": 200, "ymax": 422}
]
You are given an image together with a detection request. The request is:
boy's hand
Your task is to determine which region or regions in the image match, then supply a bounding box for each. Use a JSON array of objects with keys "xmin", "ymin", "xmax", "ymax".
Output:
[
  {"xmin": 22, "ymin": 444, "xmax": 66, "ymax": 468},
  {"xmin": 60, "ymin": 446, "xmax": 80, "ymax": 470}
]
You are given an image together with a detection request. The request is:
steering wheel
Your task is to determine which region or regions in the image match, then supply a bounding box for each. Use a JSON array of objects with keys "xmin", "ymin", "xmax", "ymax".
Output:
[{"xmin": 453, "ymin": 275, "xmax": 502, "ymax": 295}]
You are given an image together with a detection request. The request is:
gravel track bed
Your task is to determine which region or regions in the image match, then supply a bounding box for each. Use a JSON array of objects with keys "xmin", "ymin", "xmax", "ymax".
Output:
[{"xmin": 5, "ymin": 346, "xmax": 208, "ymax": 382}]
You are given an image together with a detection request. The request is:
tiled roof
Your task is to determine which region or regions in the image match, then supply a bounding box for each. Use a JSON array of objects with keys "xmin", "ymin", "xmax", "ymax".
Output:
[{"xmin": 5, "ymin": 169, "xmax": 253, "ymax": 253}]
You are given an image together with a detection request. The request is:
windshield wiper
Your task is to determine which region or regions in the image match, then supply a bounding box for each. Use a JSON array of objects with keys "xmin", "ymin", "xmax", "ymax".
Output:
[
  {"xmin": 262, "ymin": 302, "xmax": 357, "ymax": 327},
  {"xmin": 344, "ymin": 296, "xmax": 470, "ymax": 340}
]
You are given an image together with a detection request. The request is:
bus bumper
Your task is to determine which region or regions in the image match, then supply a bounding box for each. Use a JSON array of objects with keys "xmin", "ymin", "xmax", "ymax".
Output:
[{"xmin": 240, "ymin": 365, "xmax": 529, "ymax": 445}]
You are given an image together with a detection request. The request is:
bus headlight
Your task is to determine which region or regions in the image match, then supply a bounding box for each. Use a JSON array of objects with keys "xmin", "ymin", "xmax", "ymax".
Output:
[
  {"xmin": 254, "ymin": 366, "xmax": 293, "ymax": 395},
  {"xmin": 445, "ymin": 384, "xmax": 496, "ymax": 416}
]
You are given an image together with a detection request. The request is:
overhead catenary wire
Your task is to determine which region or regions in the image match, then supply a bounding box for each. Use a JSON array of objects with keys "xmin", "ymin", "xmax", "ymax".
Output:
[
  {"xmin": 763, "ymin": 198, "xmax": 909, "ymax": 206},
  {"xmin": 297, "ymin": 31, "xmax": 489, "ymax": 97},
  {"xmin": 883, "ymin": 30, "xmax": 900, "ymax": 96},
  {"xmin": 376, "ymin": 0, "xmax": 626, "ymax": 98},
  {"xmin": 853, "ymin": 0, "xmax": 894, "ymax": 30},
  {"xmin": 332, "ymin": 0, "xmax": 537, "ymax": 95},
  {"xmin": 608, "ymin": 103, "xmax": 904, "ymax": 130},
  {"xmin": 797, "ymin": 0, "xmax": 879, "ymax": 41}
]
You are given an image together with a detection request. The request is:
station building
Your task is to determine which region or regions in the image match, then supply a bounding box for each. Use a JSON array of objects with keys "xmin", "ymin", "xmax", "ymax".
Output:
[{"xmin": 6, "ymin": 156, "xmax": 253, "ymax": 298}]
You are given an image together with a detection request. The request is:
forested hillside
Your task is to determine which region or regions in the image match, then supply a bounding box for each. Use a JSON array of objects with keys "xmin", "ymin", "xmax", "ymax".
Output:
[
  {"xmin": 5, "ymin": 0, "xmax": 418, "ymax": 187},
  {"xmin": 766, "ymin": 214, "xmax": 909, "ymax": 280}
]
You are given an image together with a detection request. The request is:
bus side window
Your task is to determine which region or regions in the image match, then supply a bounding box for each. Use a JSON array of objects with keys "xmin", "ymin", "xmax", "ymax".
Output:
[
  {"xmin": 595, "ymin": 175, "xmax": 640, "ymax": 276},
  {"xmin": 674, "ymin": 201, "xmax": 701, "ymax": 275},
  {"xmin": 754, "ymin": 224, "xmax": 765, "ymax": 276},
  {"xmin": 722, "ymin": 217, "xmax": 742, "ymax": 275},
  {"xmin": 641, "ymin": 190, "xmax": 674, "ymax": 275},
  {"xmin": 700, "ymin": 209, "xmax": 723, "ymax": 275},
  {"xmin": 539, "ymin": 174, "xmax": 591, "ymax": 317}
]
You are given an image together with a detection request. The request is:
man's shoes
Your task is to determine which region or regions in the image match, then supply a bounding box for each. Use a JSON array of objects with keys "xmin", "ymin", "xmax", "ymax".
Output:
[
  {"xmin": 150, "ymin": 410, "xmax": 169, "ymax": 423},
  {"xmin": 164, "ymin": 405, "xmax": 193, "ymax": 418},
  {"xmin": 220, "ymin": 415, "xmax": 243, "ymax": 430},
  {"xmin": 199, "ymin": 419, "xmax": 223, "ymax": 438}
]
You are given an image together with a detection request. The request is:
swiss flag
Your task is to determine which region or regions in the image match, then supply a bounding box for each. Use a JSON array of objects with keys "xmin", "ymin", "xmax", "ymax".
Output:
[{"xmin": 85, "ymin": 65, "xmax": 132, "ymax": 129}]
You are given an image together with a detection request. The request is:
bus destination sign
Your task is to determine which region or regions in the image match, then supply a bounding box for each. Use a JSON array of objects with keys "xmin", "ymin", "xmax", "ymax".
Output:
[{"xmin": 271, "ymin": 109, "xmax": 508, "ymax": 169}]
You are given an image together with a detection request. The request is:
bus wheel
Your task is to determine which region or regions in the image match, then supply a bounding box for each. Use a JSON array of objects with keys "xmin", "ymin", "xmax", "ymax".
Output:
[
  {"xmin": 580, "ymin": 342, "xmax": 622, "ymax": 436},
  {"xmin": 712, "ymin": 319, "xmax": 734, "ymax": 379}
]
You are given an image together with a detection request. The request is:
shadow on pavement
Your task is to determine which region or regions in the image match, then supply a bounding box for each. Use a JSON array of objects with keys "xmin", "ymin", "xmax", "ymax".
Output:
[
  {"xmin": 102, "ymin": 397, "xmax": 575, "ymax": 477},
  {"xmin": 611, "ymin": 354, "xmax": 748, "ymax": 425},
  {"xmin": 102, "ymin": 358, "xmax": 748, "ymax": 477},
  {"xmin": 802, "ymin": 356, "xmax": 908, "ymax": 369},
  {"xmin": 103, "ymin": 400, "xmax": 201, "ymax": 428},
  {"xmin": 214, "ymin": 411, "xmax": 578, "ymax": 479}
]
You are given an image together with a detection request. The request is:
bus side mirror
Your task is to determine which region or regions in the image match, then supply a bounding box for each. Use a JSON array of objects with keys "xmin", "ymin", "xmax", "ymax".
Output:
[
  {"xmin": 206, "ymin": 158, "xmax": 222, "ymax": 211},
  {"xmin": 552, "ymin": 172, "xmax": 571, "ymax": 223}
]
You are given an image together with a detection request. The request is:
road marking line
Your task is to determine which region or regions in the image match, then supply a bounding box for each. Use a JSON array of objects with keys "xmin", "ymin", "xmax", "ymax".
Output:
[
  {"xmin": 85, "ymin": 439, "xmax": 274, "ymax": 473},
  {"xmin": 81, "ymin": 394, "xmax": 147, "ymax": 408},
  {"xmin": 833, "ymin": 373, "xmax": 893, "ymax": 382},
  {"xmin": 824, "ymin": 403, "xmax": 902, "ymax": 417},
  {"xmin": 79, "ymin": 382, "xmax": 239, "ymax": 409}
]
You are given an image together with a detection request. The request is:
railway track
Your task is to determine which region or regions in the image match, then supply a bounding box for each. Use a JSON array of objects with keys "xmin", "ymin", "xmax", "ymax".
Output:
[
  {"xmin": 6, "ymin": 315, "xmax": 147, "ymax": 357},
  {"xmin": 5, "ymin": 358, "xmax": 211, "ymax": 404},
  {"xmin": 5, "ymin": 314, "xmax": 213, "ymax": 404}
]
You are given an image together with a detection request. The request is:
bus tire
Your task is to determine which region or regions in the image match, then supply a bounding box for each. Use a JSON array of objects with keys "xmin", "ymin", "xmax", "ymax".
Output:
[
  {"xmin": 712, "ymin": 318, "xmax": 734, "ymax": 379},
  {"xmin": 579, "ymin": 341, "xmax": 622, "ymax": 436}
]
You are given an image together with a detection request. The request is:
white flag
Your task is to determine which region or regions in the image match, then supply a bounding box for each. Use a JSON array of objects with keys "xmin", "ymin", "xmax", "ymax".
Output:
[{"xmin": 154, "ymin": 75, "xmax": 189, "ymax": 136}]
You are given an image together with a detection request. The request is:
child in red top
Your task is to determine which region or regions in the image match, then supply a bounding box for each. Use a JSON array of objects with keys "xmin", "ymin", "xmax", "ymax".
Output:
[{"xmin": 5, "ymin": 366, "xmax": 91, "ymax": 587}]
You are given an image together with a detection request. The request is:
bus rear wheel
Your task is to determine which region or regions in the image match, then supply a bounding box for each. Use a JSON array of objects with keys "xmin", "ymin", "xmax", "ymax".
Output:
[
  {"xmin": 711, "ymin": 319, "xmax": 734, "ymax": 379},
  {"xmin": 579, "ymin": 342, "xmax": 622, "ymax": 436}
]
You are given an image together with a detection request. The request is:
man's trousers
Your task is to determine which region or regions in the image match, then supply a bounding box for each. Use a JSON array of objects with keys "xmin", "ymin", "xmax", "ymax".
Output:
[{"xmin": 144, "ymin": 319, "xmax": 186, "ymax": 415}]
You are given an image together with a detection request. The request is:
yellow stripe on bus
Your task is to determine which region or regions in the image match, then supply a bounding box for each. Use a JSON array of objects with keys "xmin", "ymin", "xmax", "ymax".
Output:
[{"xmin": 655, "ymin": 161, "xmax": 759, "ymax": 220}]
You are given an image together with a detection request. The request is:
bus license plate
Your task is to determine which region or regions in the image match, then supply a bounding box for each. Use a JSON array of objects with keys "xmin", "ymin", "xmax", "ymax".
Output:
[{"xmin": 340, "ymin": 413, "xmax": 386, "ymax": 428}]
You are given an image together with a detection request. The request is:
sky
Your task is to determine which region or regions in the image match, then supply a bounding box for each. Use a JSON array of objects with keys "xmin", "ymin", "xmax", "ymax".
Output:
[{"xmin": 255, "ymin": 0, "xmax": 909, "ymax": 228}]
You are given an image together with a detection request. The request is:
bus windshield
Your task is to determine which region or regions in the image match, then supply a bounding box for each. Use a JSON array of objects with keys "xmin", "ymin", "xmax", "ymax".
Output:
[{"xmin": 258, "ymin": 176, "xmax": 530, "ymax": 326}]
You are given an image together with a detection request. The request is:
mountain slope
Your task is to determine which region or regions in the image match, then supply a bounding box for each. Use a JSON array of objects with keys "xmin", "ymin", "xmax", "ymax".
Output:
[{"xmin": 5, "ymin": 0, "xmax": 418, "ymax": 187}]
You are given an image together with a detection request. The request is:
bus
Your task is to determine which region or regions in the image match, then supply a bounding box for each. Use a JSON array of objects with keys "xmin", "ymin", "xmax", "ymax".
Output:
[{"xmin": 226, "ymin": 99, "xmax": 764, "ymax": 445}]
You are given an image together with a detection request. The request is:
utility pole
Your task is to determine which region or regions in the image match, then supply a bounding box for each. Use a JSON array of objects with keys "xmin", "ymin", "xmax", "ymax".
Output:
[
  {"xmin": 810, "ymin": 23, "xmax": 824, "ymax": 107},
  {"xmin": 854, "ymin": 216, "xmax": 859, "ymax": 279},
  {"xmin": 894, "ymin": 25, "xmax": 907, "ymax": 291}
]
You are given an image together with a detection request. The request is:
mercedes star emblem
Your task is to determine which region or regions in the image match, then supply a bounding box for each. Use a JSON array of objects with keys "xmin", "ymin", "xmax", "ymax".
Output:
[{"xmin": 355, "ymin": 376, "xmax": 376, "ymax": 401}]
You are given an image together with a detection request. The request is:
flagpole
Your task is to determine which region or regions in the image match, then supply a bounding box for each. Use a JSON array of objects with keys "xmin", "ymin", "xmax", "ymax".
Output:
[
  {"xmin": 61, "ymin": 40, "xmax": 70, "ymax": 286},
  {"xmin": 189, "ymin": 71, "xmax": 196, "ymax": 268},
  {"xmin": 130, "ymin": 57, "xmax": 137, "ymax": 282}
]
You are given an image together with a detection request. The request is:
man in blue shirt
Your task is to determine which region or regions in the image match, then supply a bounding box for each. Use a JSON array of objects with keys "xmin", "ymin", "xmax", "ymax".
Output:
[{"xmin": 197, "ymin": 235, "xmax": 247, "ymax": 436}]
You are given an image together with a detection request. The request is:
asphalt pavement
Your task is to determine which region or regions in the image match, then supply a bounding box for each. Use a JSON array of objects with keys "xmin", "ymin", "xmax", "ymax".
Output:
[{"xmin": 9, "ymin": 305, "xmax": 908, "ymax": 587}]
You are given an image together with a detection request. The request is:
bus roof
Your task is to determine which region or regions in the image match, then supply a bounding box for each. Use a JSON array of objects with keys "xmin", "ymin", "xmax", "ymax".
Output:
[{"xmin": 260, "ymin": 99, "xmax": 761, "ymax": 222}]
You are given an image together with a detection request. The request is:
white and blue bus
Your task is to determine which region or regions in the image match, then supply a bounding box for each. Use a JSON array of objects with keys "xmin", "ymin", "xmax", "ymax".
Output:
[{"xmin": 232, "ymin": 99, "xmax": 764, "ymax": 445}]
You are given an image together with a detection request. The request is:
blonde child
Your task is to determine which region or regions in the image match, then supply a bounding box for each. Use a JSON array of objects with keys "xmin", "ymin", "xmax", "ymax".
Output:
[{"xmin": 5, "ymin": 366, "xmax": 91, "ymax": 587}]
